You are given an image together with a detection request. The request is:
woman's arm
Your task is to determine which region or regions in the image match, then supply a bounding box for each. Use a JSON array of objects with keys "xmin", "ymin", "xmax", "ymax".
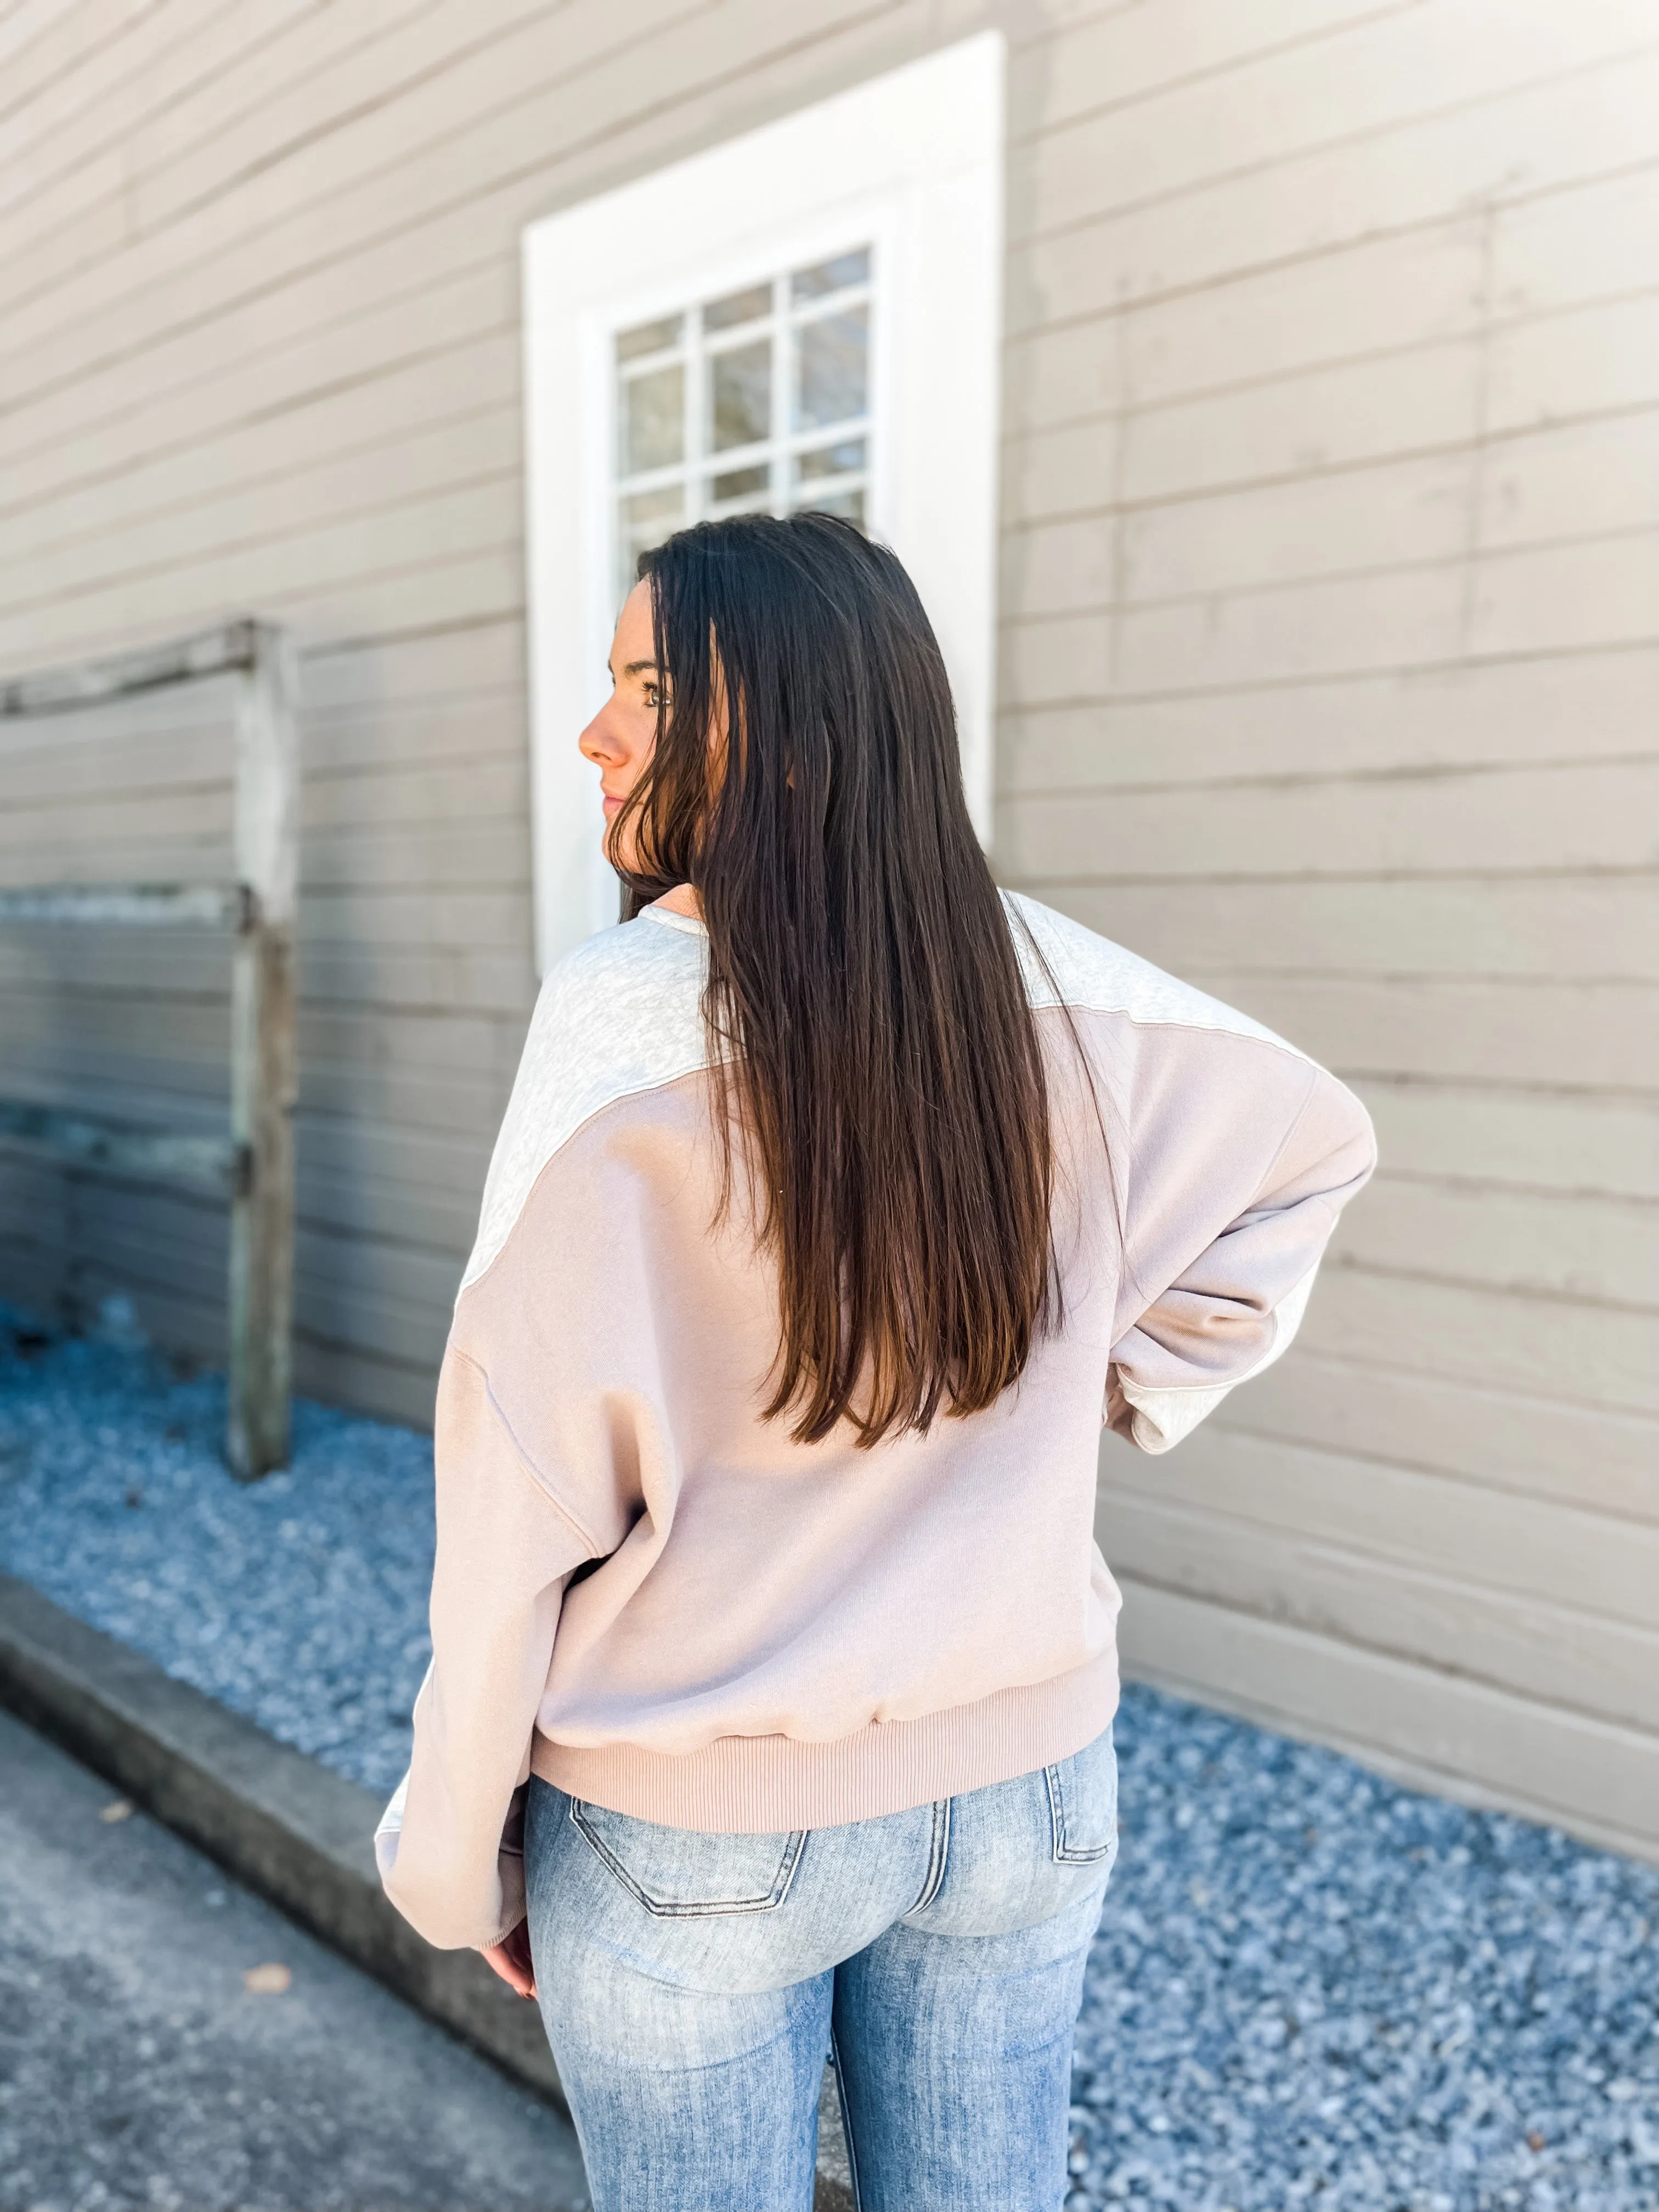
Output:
[
  {"xmin": 1107, "ymin": 1057, "xmax": 1376, "ymax": 1453},
  {"xmin": 376, "ymin": 1348, "xmax": 592, "ymax": 1951}
]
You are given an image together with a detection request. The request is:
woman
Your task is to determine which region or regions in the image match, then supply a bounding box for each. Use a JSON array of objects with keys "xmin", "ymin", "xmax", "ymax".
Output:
[{"xmin": 377, "ymin": 514, "xmax": 1374, "ymax": 2209}]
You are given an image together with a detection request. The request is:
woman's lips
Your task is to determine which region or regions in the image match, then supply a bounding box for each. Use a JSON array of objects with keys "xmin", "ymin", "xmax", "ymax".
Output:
[{"xmin": 601, "ymin": 794, "xmax": 622, "ymax": 817}]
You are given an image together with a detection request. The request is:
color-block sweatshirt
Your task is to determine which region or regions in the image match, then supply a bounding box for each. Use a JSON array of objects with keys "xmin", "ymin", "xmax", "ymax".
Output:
[{"xmin": 376, "ymin": 893, "xmax": 1376, "ymax": 1950}]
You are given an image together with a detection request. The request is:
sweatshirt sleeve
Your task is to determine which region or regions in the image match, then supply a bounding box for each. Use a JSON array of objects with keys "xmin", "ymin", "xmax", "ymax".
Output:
[
  {"xmin": 1106, "ymin": 1048, "xmax": 1376, "ymax": 1455},
  {"xmin": 375, "ymin": 1347, "xmax": 595, "ymax": 1950}
]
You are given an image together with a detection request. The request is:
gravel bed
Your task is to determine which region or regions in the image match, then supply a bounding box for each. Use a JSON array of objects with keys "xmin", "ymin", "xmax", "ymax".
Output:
[
  {"xmin": 2, "ymin": 1305, "xmax": 1656, "ymax": 2210},
  {"xmin": 0, "ymin": 1302, "xmax": 433, "ymax": 1795},
  {"xmin": 1081, "ymin": 1696, "xmax": 1659, "ymax": 2212}
]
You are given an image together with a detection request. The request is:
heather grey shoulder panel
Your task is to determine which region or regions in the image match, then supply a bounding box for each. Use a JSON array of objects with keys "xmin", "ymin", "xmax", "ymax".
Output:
[
  {"xmin": 1003, "ymin": 890, "xmax": 1308, "ymax": 1060},
  {"xmin": 462, "ymin": 895, "xmax": 1312, "ymax": 1298},
  {"xmin": 460, "ymin": 911, "xmax": 709, "ymax": 1293}
]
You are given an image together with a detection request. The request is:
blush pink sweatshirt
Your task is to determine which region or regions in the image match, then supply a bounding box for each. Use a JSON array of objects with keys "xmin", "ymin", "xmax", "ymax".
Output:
[{"xmin": 376, "ymin": 893, "xmax": 1375, "ymax": 1950}]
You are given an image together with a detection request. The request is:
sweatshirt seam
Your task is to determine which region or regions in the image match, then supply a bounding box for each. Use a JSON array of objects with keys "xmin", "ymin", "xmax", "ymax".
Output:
[
  {"xmin": 457, "ymin": 1060, "xmax": 713, "ymax": 1301},
  {"xmin": 1045, "ymin": 997, "xmax": 1318, "ymax": 1071},
  {"xmin": 1241, "ymin": 1063, "xmax": 1325, "ymax": 1213},
  {"xmin": 449, "ymin": 1346, "xmax": 607, "ymax": 1561}
]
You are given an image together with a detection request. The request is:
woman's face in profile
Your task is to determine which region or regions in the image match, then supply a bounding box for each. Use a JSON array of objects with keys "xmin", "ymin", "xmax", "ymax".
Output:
[{"xmin": 579, "ymin": 579, "xmax": 663, "ymax": 872}]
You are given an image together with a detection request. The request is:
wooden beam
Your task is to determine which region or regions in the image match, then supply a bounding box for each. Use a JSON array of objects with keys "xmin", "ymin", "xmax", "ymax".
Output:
[
  {"xmin": 225, "ymin": 627, "xmax": 298, "ymax": 1481},
  {"xmin": 0, "ymin": 617, "xmax": 296, "ymax": 1478},
  {"xmin": 0, "ymin": 1101, "xmax": 239, "ymax": 1195},
  {"xmin": 0, "ymin": 885, "xmax": 239, "ymax": 928},
  {"xmin": 0, "ymin": 622, "xmax": 261, "ymax": 718}
]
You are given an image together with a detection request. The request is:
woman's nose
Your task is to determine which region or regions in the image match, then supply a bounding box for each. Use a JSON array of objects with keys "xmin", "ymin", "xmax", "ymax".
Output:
[{"xmin": 579, "ymin": 708, "xmax": 620, "ymax": 766}]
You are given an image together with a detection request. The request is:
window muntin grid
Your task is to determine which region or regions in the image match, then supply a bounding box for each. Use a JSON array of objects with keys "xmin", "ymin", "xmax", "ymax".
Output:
[{"xmin": 612, "ymin": 247, "xmax": 872, "ymax": 600}]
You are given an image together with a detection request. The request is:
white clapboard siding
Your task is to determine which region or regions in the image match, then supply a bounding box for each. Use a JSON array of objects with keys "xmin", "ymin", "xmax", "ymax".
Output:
[
  {"xmin": 1099, "ymin": 1492, "xmax": 1659, "ymax": 1738},
  {"xmin": 996, "ymin": 644, "xmax": 1659, "ymax": 788},
  {"xmin": 1041, "ymin": 878, "xmax": 1659, "ymax": 984},
  {"xmin": 3, "ymin": 0, "xmax": 1656, "ymax": 1855},
  {"xmin": 1113, "ymin": 1577, "xmax": 1659, "ymax": 1862},
  {"xmin": 1219, "ymin": 1354, "xmax": 1659, "ymax": 1524}
]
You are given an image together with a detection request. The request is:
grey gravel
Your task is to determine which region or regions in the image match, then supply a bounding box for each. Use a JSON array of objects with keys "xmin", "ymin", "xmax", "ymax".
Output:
[
  {"xmin": 3, "ymin": 1305, "xmax": 1656, "ymax": 2209},
  {"xmin": 0, "ymin": 1302, "xmax": 433, "ymax": 1794},
  {"xmin": 1075, "ymin": 1696, "xmax": 1659, "ymax": 2211}
]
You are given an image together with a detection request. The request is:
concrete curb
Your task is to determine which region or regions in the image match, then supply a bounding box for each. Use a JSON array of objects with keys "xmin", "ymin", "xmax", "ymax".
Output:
[{"xmin": 0, "ymin": 1575, "xmax": 855, "ymax": 2209}]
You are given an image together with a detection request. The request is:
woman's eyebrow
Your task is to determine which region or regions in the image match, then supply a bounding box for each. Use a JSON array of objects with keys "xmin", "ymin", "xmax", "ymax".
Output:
[{"xmin": 622, "ymin": 658, "xmax": 659, "ymax": 678}]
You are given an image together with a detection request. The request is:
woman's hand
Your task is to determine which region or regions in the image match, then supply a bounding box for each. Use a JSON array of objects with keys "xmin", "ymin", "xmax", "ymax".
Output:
[{"xmin": 482, "ymin": 1918, "xmax": 537, "ymax": 2000}]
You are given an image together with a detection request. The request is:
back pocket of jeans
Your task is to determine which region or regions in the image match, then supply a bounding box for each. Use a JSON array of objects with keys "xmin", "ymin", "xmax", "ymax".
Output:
[
  {"xmin": 1043, "ymin": 1726, "xmax": 1119, "ymax": 1867},
  {"xmin": 569, "ymin": 1799, "xmax": 807, "ymax": 1917}
]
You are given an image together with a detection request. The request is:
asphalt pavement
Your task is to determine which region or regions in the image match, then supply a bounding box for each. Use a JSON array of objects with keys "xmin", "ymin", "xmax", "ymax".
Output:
[{"xmin": 0, "ymin": 1705, "xmax": 590, "ymax": 2212}]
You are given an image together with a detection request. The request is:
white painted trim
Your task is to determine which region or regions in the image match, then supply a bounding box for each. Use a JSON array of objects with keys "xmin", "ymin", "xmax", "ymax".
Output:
[{"xmin": 522, "ymin": 33, "xmax": 1006, "ymax": 970}]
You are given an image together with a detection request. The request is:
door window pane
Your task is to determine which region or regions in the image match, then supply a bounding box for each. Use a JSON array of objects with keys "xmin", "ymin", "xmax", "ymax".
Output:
[
  {"xmin": 616, "ymin": 313, "xmax": 683, "ymax": 362},
  {"xmin": 609, "ymin": 243, "xmax": 872, "ymax": 584},
  {"xmin": 712, "ymin": 463, "xmax": 770, "ymax": 501},
  {"xmin": 710, "ymin": 339, "xmax": 771, "ymax": 451},
  {"xmin": 792, "ymin": 249, "xmax": 869, "ymax": 301},
  {"xmin": 622, "ymin": 363, "xmax": 684, "ymax": 473},
  {"xmin": 795, "ymin": 438, "xmax": 866, "ymax": 482},
  {"xmin": 704, "ymin": 281, "xmax": 771, "ymax": 332},
  {"xmin": 794, "ymin": 307, "xmax": 867, "ymax": 431}
]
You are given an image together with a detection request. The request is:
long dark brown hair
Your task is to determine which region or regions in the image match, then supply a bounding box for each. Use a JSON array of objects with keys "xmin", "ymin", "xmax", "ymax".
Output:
[{"xmin": 612, "ymin": 512, "xmax": 1059, "ymax": 1448}]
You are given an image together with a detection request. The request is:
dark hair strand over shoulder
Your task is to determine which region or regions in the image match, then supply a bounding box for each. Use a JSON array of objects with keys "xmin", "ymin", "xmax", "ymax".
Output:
[{"xmin": 613, "ymin": 512, "xmax": 1061, "ymax": 1449}]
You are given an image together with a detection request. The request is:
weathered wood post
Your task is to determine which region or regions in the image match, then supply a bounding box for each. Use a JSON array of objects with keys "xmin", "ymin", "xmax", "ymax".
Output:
[{"xmin": 227, "ymin": 623, "xmax": 298, "ymax": 1479}]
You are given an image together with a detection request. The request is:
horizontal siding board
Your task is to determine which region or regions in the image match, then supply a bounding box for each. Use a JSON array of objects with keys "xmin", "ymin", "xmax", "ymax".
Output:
[
  {"xmin": 1208, "ymin": 977, "xmax": 1659, "ymax": 1092},
  {"xmin": 1301, "ymin": 1263, "xmax": 1659, "ymax": 1418},
  {"xmin": 0, "ymin": 254, "xmax": 515, "ymax": 506},
  {"xmin": 7, "ymin": 342, "xmax": 521, "ymax": 596},
  {"xmin": 1099, "ymin": 1423, "xmax": 1659, "ymax": 1629},
  {"xmin": 1037, "ymin": 878, "xmax": 1659, "ymax": 985},
  {"xmin": 1355, "ymin": 1082, "xmax": 1659, "ymax": 1203},
  {"xmin": 123, "ymin": 0, "xmax": 712, "ymax": 242},
  {"xmin": 297, "ymin": 818, "xmax": 531, "ymax": 894},
  {"xmin": 0, "ymin": 473, "xmax": 524, "ymax": 665},
  {"xmin": 1, "ymin": 0, "xmax": 802, "ymax": 377},
  {"xmin": 1017, "ymin": 20, "xmax": 1659, "ymax": 250},
  {"xmin": 1479, "ymin": 404, "xmax": 1659, "ymax": 551},
  {"xmin": 1006, "ymin": 379, "xmax": 1659, "ymax": 555},
  {"xmin": 1000, "ymin": 759, "xmax": 1659, "ymax": 878},
  {"xmin": 1113, "ymin": 1578, "xmax": 1659, "ymax": 1860},
  {"xmin": 1119, "ymin": 452, "xmax": 1471, "ymax": 606},
  {"xmin": 116, "ymin": 0, "xmax": 460, "ymax": 222},
  {"xmin": 1099, "ymin": 1489, "xmax": 1659, "ymax": 1736},
  {"xmin": 1012, "ymin": 0, "xmax": 1420, "ymax": 140},
  {"xmin": 1487, "ymin": 287, "xmax": 1659, "ymax": 435},
  {"xmin": 1221, "ymin": 1353, "xmax": 1659, "ymax": 1522},
  {"xmin": 0, "ymin": 401, "xmax": 523, "ymax": 612},
  {"xmin": 1470, "ymin": 527, "xmax": 1659, "ymax": 660},
  {"xmin": 1342, "ymin": 1177, "xmax": 1657, "ymax": 1310},
  {"xmin": 298, "ymin": 614, "xmax": 524, "ymax": 707},
  {"xmin": 993, "ymin": 645, "xmax": 1659, "ymax": 793},
  {"xmin": 1014, "ymin": 148, "xmax": 1659, "ymax": 360},
  {"xmin": 0, "ymin": 936, "xmax": 533, "ymax": 1022},
  {"xmin": 0, "ymin": 0, "xmax": 319, "ymax": 185},
  {"xmin": 292, "ymin": 1338, "xmax": 437, "ymax": 1428},
  {"xmin": 1120, "ymin": 339, "xmax": 1479, "ymax": 505}
]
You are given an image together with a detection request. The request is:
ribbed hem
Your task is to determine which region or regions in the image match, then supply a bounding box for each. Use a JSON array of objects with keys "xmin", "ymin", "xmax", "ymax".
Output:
[{"xmin": 530, "ymin": 1651, "xmax": 1120, "ymax": 1833}]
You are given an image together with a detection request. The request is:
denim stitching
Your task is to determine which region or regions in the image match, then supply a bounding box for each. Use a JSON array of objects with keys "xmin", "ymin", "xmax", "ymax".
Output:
[
  {"xmin": 907, "ymin": 1796, "xmax": 952, "ymax": 1916},
  {"xmin": 568, "ymin": 1798, "xmax": 808, "ymax": 1917},
  {"xmin": 1045, "ymin": 1759, "xmax": 1115, "ymax": 1866},
  {"xmin": 829, "ymin": 2029, "xmax": 864, "ymax": 2212}
]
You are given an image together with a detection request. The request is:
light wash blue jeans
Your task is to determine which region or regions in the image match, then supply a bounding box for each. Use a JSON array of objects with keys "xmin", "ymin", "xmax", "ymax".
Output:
[{"xmin": 523, "ymin": 1725, "xmax": 1117, "ymax": 2210}]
